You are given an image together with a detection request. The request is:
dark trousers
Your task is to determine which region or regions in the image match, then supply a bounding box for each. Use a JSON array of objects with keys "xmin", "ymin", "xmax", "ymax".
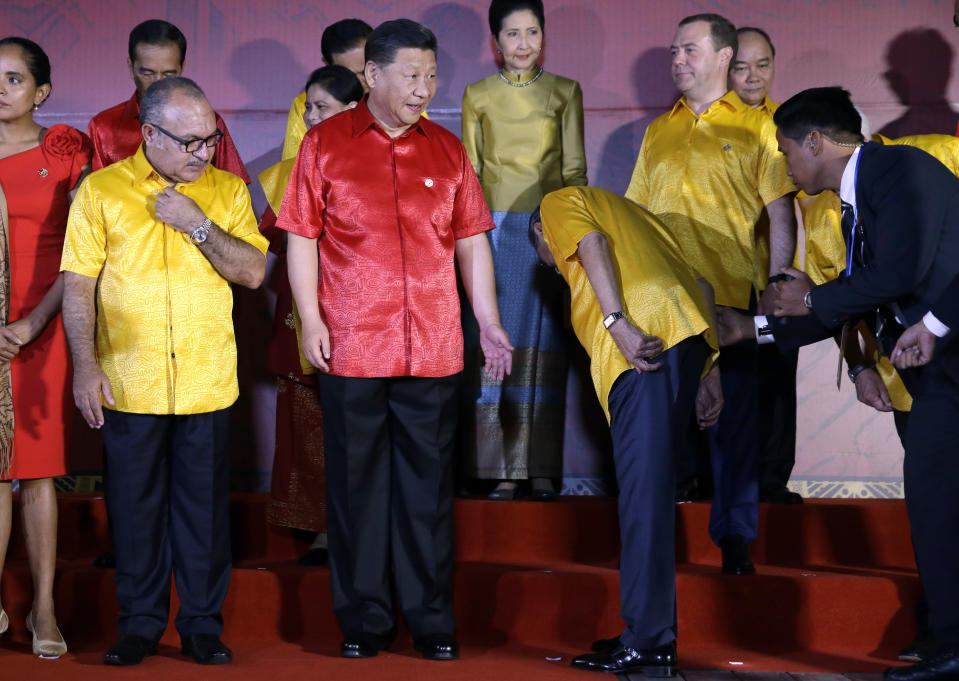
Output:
[
  {"xmin": 101, "ymin": 407, "xmax": 233, "ymax": 641},
  {"xmin": 756, "ymin": 343, "xmax": 799, "ymax": 491},
  {"xmin": 609, "ymin": 338, "xmax": 708, "ymax": 649},
  {"xmin": 901, "ymin": 360, "xmax": 959, "ymax": 644},
  {"xmin": 706, "ymin": 339, "xmax": 760, "ymax": 544},
  {"xmin": 317, "ymin": 373, "xmax": 459, "ymax": 640}
]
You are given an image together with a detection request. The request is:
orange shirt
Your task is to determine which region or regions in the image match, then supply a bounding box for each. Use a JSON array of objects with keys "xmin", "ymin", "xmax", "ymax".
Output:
[
  {"xmin": 87, "ymin": 91, "xmax": 251, "ymax": 184},
  {"xmin": 276, "ymin": 99, "xmax": 495, "ymax": 378}
]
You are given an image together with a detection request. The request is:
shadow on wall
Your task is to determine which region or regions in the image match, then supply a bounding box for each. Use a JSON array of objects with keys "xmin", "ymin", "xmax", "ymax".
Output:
[
  {"xmin": 879, "ymin": 28, "xmax": 959, "ymax": 138},
  {"xmin": 229, "ymin": 38, "xmax": 309, "ymax": 113},
  {"xmin": 594, "ymin": 47, "xmax": 676, "ymax": 194},
  {"xmin": 421, "ymin": 2, "xmax": 487, "ymax": 110}
]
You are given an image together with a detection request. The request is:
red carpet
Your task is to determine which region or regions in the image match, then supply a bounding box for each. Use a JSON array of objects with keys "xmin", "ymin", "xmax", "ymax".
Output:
[{"xmin": 0, "ymin": 494, "xmax": 919, "ymax": 678}]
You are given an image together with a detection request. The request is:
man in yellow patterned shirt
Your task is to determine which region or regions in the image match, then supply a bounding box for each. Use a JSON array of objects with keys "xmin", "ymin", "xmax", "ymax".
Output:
[
  {"xmin": 625, "ymin": 13, "xmax": 796, "ymax": 575},
  {"xmin": 533, "ymin": 186, "xmax": 721, "ymax": 676},
  {"xmin": 61, "ymin": 78, "xmax": 267, "ymax": 667}
]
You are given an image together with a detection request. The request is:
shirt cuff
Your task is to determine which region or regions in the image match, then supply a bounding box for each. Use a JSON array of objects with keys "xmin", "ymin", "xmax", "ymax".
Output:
[
  {"xmin": 755, "ymin": 315, "xmax": 775, "ymax": 344},
  {"xmin": 922, "ymin": 311, "xmax": 950, "ymax": 338}
]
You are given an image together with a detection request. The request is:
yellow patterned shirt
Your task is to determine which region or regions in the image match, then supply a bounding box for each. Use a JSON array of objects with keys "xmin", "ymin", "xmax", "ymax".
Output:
[
  {"xmin": 61, "ymin": 145, "xmax": 268, "ymax": 415},
  {"xmin": 541, "ymin": 186, "xmax": 718, "ymax": 420},
  {"xmin": 625, "ymin": 90, "xmax": 794, "ymax": 308}
]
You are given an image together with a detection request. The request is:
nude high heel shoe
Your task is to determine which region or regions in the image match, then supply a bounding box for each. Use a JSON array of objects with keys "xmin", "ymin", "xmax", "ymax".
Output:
[
  {"xmin": 25, "ymin": 610, "xmax": 67, "ymax": 659},
  {"xmin": 0, "ymin": 609, "xmax": 8, "ymax": 636}
]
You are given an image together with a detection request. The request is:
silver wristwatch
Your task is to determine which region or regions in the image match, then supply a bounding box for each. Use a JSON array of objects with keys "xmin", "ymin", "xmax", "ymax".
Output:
[
  {"xmin": 603, "ymin": 311, "xmax": 625, "ymax": 329},
  {"xmin": 803, "ymin": 290, "xmax": 813, "ymax": 310},
  {"xmin": 191, "ymin": 217, "xmax": 212, "ymax": 245}
]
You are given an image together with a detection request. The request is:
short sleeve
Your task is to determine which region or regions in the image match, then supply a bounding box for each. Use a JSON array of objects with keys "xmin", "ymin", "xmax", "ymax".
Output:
[
  {"xmin": 540, "ymin": 186, "xmax": 600, "ymax": 264},
  {"xmin": 43, "ymin": 125, "xmax": 93, "ymax": 189},
  {"xmin": 451, "ymin": 142, "xmax": 495, "ymax": 240},
  {"xmin": 60, "ymin": 176, "xmax": 106, "ymax": 278},
  {"xmin": 282, "ymin": 93, "xmax": 308, "ymax": 161},
  {"xmin": 756, "ymin": 117, "xmax": 795, "ymax": 205},
  {"xmin": 225, "ymin": 178, "xmax": 268, "ymax": 254},
  {"xmin": 624, "ymin": 129, "xmax": 651, "ymax": 205},
  {"xmin": 275, "ymin": 130, "xmax": 326, "ymax": 240}
]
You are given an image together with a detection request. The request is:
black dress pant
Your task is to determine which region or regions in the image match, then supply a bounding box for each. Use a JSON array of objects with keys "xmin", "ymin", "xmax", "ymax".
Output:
[
  {"xmin": 317, "ymin": 373, "xmax": 459, "ymax": 640},
  {"xmin": 756, "ymin": 343, "xmax": 799, "ymax": 491},
  {"xmin": 609, "ymin": 338, "xmax": 707, "ymax": 649},
  {"xmin": 902, "ymin": 359, "xmax": 959, "ymax": 644},
  {"xmin": 101, "ymin": 407, "xmax": 232, "ymax": 641}
]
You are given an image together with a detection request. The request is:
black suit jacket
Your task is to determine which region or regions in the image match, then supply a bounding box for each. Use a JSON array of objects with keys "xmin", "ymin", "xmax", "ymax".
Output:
[{"xmin": 773, "ymin": 143, "xmax": 959, "ymax": 369}]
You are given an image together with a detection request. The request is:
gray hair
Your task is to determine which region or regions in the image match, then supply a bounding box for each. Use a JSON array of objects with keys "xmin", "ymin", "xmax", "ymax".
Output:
[{"xmin": 139, "ymin": 76, "xmax": 207, "ymax": 126}]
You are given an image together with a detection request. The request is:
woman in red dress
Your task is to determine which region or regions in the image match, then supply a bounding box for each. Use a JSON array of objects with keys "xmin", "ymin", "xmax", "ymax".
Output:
[
  {"xmin": 263, "ymin": 66, "xmax": 362, "ymax": 565},
  {"xmin": 0, "ymin": 37, "xmax": 92, "ymax": 659}
]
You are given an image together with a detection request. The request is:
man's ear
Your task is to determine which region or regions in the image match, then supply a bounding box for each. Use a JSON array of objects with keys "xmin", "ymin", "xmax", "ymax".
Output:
[
  {"xmin": 365, "ymin": 61, "xmax": 378, "ymax": 90},
  {"xmin": 808, "ymin": 129, "xmax": 823, "ymax": 155}
]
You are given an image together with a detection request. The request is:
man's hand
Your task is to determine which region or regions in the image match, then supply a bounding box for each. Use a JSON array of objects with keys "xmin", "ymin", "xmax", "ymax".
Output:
[
  {"xmin": 715, "ymin": 306, "xmax": 753, "ymax": 346},
  {"xmin": 154, "ymin": 186, "xmax": 206, "ymax": 233},
  {"xmin": 0, "ymin": 325, "xmax": 22, "ymax": 362},
  {"xmin": 891, "ymin": 320, "xmax": 937, "ymax": 369},
  {"xmin": 757, "ymin": 286, "xmax": 777, "ymax": 315},
  {"xmin": 854, "ymin": 368, "xmax": 893, "ymax": 412},
  {"xmin": 480, "ymin": 323, "xmax": 514, "ymax": 381},
  {"xmin": 73, "ymin": 362, "xmax": 115, "ymax": 428},
  {"xmin": 608, "ymin": 319, "xmax": 663, "ymax": 373},
  {"xmin": 300, "ymin": 318, "xmax": 331, "ymax": 373},
  {"xmin": 771, "ymin": 267, "xmax": 814, "ymax": 317},
  {"xmin": 696, "ymin": 364, "xmax": 723, "ymax": 429}
]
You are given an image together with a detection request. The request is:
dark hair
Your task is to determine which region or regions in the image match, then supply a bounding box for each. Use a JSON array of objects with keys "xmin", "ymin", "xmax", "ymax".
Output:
[
  {"xmin": 321, "ymin": 19, "xmax": 373, "ymax": 65},
  {"xmin": 365, "ymin": 19, "xmax": 437, "ymax": 67},
  {"xmin": 0, "ymin": 36, "xmax": 51, "ymax": 87},
  {"xmin": 773, "ymin": 87, "xmax": 864, "ymax": 144},
  {"xmin": 679, "ymin": 13, "xmax": 737, "ymax": 61},
  {"xmin": 139, "ymin": 76, "xmax": 206, "ymax": 126},
  {"xmin": 304, "ymin": 65, "xmax": 363, "ymax": 104},
  {"xmin": 528, "ymin": 206, "xmax": 542, "ymax": 246},
  {"xmin": 736, "ymin": 26, "xmax": 775, "ymax": 57},
  {"xmin": 128, "ymin": 19, "xmax": 187, "ymax": 65},
  {"xmin": 488, "ymin": 0, "xmax": 545, "ymax": 36}
]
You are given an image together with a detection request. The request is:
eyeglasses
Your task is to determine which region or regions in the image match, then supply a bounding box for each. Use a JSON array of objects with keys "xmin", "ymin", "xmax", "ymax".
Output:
[{"xmin": 152, "ymin": 124, "xmax": 223, "ymax": 153}]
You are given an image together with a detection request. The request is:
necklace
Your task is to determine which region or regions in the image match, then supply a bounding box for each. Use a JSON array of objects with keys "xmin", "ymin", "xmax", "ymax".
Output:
[{"xmin": 498, "ymin": 66, "xmax": 544, "ymax": 88}]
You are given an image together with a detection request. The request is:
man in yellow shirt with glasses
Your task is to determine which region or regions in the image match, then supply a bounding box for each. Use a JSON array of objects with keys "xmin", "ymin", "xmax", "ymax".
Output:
[{"xmin": 61, "ymin": 77, "xmax": 268, "ymax": 668}]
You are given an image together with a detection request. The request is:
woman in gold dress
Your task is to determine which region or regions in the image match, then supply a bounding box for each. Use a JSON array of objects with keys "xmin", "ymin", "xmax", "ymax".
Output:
[{"xmin": 461, "ymin": 0, "xmax": 587, "ymax": 500}]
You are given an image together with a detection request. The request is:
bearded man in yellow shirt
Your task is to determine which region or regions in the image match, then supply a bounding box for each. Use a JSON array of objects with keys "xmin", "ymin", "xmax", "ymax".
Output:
[
  {"xmin": 625, "ymin": 13, "xmax": 796, "ymax": 574},
  {"xmin": 61, "ymin": 77, "xmax": 268, "ymax": 667},
  {"xmin": 532, "ymin": 186, "xmax": 721, "ymax": 676}
]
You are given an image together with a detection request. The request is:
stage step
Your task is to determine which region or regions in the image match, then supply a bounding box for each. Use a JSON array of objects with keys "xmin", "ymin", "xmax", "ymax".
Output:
[{"xmin": 0, "ymin": 494, "xmax": 919, "ymax": 673}]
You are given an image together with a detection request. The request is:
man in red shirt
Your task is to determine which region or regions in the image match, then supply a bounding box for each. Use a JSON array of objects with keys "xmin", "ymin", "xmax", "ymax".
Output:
[
  {"xmin": 277, "ymin": 19, "xmax": 512, "ymax": 663},
  {"xmin": 86, "ymin": 19, "xmax": 249, "ymax": 183}
]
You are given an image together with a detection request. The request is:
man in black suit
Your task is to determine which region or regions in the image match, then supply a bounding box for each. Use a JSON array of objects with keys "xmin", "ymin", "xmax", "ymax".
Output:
[{"xmin": 719, "ymin": 87, "xmax": 959, "ymax": 681}]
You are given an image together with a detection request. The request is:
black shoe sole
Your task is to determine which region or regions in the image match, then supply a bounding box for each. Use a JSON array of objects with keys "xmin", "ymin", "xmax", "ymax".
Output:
[{"xmin": 341, "ymin": 648, "xmax": 378, "ymax": 659}]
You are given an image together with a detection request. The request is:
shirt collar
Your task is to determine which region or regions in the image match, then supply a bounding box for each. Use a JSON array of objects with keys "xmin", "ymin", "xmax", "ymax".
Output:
[
  {"xmin": 669, "ymin": 89, "xmax": 743, "ymax": 119},
  {"xmin": 122, "ymin": 91, "xmax": 140, "ymax": 121},
  {"xmin": 131, "ymin": 143, "xmax": 212, "ymax": 188},
  {"xmin": 351, "ymin": 96, "xmax": 430, "ymax": 139},
  {"xmin": 839, "ymin": 145, "xmax": 862, "ymax": 215}
]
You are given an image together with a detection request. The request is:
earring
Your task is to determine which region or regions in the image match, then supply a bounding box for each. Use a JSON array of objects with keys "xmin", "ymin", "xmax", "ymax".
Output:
[
  {"xmin": 33, "ymin": 104, "xmax": 39, "ymax": 111},
  {"xmin": 497, "ymin": 48, "xmax": 502, "ymax": 54}
]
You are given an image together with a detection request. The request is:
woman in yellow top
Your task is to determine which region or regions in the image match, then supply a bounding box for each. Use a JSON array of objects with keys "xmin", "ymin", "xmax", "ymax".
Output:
[{"xmin": 461, "ymin": 0, "xmax": 587, "ymax": 500}]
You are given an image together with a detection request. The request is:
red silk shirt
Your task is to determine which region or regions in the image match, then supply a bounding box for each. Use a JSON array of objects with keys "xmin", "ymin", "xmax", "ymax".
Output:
[
  {"xmin": 276, "ymin": 98, "xmax": 495, "ymax": 378},
  {"xmin": 86, "ymin": 91, "xmax": 251, "ymax": 184}
]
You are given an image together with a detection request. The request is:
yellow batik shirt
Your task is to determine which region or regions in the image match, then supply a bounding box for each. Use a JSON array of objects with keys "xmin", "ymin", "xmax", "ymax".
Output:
[
  {"xmin": 541, "ymin": 186, "xmax": 718, "ymax": 420},
  {"xmin": 61, "ymin": 145, "xmax": 268, "ymax": 415},
  {"xmin": 625, "ymin": 90, "xmax": 794, "ymax": 309}
]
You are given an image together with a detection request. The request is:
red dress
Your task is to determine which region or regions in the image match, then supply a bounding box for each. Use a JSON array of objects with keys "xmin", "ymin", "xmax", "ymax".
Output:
[{"xmin": 0, "ymin": 125, "xmax": 92, "ymax": 480}]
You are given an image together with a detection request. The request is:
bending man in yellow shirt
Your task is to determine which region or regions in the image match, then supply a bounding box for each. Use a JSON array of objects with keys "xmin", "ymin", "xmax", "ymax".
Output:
[{"xmin": 532, "ymin": 186, "xmax": 721, "ymax": 676}]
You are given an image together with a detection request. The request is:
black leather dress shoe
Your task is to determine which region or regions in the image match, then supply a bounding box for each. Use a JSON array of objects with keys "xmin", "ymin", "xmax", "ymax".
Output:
[
  {"xmin": 341, "ymin": 632, "xmax": 392, "ymax": 658},
  {"xmin": 571, "ymin": 641, "xmax": 676, "ymax": 676},
  {"xmin": 759, "ymin": 485, "xmax": 803, "ymax": 504},
  {"xmin": 103, "ymin": 635, "xmax": 157, "ymax": 666},
  {"xmin": 414, "ymin": 634, "xmax": 460, "ymax": 661},
  {"xmin": 181, "ymin": 634, "xmax": 233, "ymax": 665},
  {"xmin": 885, "ymin": 645, "xmax": 959, "ymax": 681},
  {"xmin": 899, "ymin": 636, "xmax": 942, "ymax": 663},
  {"xmin": 590, "ymin": 636, "xmax": 621, "ymax": 653},
  {"xmin": 720, "ymin": 534, "xmax": 756, "ymax": 575}
]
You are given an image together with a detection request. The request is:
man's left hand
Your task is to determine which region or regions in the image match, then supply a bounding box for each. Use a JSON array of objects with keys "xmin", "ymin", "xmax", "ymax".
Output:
[
  {"xmin": 480, "ymin": 323, "xmax": 514, "ymax": 381},
  {"xmin": 715, "ymin": 306, "xmax": 753, "ymax": 346},
  {"xmin": 891, "ymin": 320, "xmax": 938, "ymax": 369},
  {"xmin": 771, "ymin": 267, "xmax": 814, "ymax": 317},
  {"xmin": 154, "ymin": 186, "xmax": 206, "ymax": 233},
  {"xmin": 854, "ymin": 368, "xmax": 894, "ymax": 412}
]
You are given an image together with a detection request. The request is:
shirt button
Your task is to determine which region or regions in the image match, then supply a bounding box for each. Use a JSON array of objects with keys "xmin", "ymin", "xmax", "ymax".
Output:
[{"xmin": 425, "ymin": 178, "xmax": 434, "ymax": 187}]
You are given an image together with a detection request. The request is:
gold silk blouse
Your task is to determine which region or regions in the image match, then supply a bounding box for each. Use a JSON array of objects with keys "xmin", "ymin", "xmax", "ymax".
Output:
[{"xmin": 462, "ymin": 69, "xmax": 587, "ymax": 213}]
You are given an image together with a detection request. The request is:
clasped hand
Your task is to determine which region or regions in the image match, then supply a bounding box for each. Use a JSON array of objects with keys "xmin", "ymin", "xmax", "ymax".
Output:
[
  {"xmin": 767, "ymin": 267, "xmax": 814, "ymax": 317},
  {"xmin": 154, "ymin": 186, "xmax": 206, "ymax": 233}
]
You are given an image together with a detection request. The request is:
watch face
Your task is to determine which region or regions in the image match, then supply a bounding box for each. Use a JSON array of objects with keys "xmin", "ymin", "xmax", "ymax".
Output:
[{"xmin": 192, "ymin": 228, "xmax": 208, "ymax": 244}]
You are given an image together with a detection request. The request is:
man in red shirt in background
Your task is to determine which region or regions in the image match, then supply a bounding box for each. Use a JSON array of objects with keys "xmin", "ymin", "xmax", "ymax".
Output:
[
  {"xmin": 87, "ymin": 19, "xmax": 249, "ymax": 183},
  {"xmin": 277, "ymin": 19, "xmax": 512, "ymax": 663}
]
